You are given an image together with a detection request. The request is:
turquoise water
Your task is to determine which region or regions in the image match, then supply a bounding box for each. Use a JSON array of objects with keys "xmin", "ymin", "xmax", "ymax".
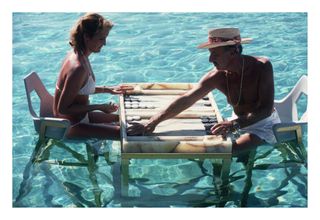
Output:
[{"xmin": 12, "ymin": 13, "xmax": 307, "ymax": 207}]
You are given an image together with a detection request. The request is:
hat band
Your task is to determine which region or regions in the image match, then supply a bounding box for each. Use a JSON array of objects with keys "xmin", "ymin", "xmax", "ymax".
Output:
[{"xmin": 208, "ymin": 35, "xmax": 241, "ymax": 44}]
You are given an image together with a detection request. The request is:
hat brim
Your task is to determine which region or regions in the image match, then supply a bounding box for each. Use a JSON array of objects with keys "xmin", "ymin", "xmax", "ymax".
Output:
[{"xmin": 197, "ymin": 38, "xmax": 253, "ymax": 49}]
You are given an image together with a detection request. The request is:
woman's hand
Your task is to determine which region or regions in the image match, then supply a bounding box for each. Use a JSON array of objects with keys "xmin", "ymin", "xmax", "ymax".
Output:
[
  {"xmin": 210, "ymin": 121, "xmax": 234, "ymax": 138},
  {"xmin": 106, "ymin": 85, "xmax": 134, "ymax": 94},
  {"xmin": 100, "ymin": 102, "xmax": 119, "ymax": 113}
]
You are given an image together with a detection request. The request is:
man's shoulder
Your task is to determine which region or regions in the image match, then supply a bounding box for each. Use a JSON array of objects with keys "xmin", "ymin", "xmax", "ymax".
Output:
[
  {"xmin": 248, "ymin": 56, "xmax": 273, "ymax": 81},
  {"xmin": 199, "ymin": 68, "xmax": 225, "ymax": 88},
  {"xmin": 251, "ymin": 56, "xmax": 271, "ymax": 67},
  {"xmin": 207, "ymin": 68, "xmax": 226, "ymax": 78},
  {"xmin": 249, "ymin": 56, "xmax": 272, "ymax": 71}
]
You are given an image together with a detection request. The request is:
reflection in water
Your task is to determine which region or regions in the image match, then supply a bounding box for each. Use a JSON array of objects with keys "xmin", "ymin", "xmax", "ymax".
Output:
[{"xmin": 13, "ymin": 138, "xmax": 307, "ymax": 207}]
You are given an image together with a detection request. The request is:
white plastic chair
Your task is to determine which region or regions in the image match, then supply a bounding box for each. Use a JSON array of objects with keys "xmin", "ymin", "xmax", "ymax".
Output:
[
  {"xmin": 24, "ymin": 72, "xmax": 70, "ymax": 141},
  {"xmin": 20, "ymin": 72, "xmax": 107, "ymax": 206},
  {"xmin": 273, "ymin": 75, "xmax": 307, "ymax": 144}
]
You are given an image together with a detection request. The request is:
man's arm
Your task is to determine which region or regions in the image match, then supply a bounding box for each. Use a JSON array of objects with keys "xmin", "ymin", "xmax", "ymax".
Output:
[
  {"xmin": 57, "ymin": 66, "xmax": 119, "ymax": 115},
  {"xmin": 150, "ymin": 85, "xmax": 212, "ymax": 124},
  {"xmin": 127, "ymin": 70, "xmax": 218, "ymax": 135}
]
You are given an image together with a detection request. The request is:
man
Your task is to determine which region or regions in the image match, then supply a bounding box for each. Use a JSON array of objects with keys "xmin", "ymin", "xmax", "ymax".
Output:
[{"xmin": 128, "ymin": 27, "xmax": 281, "ymax": 155}]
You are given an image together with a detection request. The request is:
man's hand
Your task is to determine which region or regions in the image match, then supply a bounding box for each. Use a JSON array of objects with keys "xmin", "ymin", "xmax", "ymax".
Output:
[
  {"xmin": 127, "ymin": 122, "xmax": 157, "ymax": 136},
  {"xmin": 210, "ymin": 121, "xmax": 233, "ymax": 138}
]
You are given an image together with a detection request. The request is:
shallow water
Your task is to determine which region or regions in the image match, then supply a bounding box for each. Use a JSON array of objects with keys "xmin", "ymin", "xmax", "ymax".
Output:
[{"xmin": 12, "ymin": 12, "xmax": 307, "ymax": 207}]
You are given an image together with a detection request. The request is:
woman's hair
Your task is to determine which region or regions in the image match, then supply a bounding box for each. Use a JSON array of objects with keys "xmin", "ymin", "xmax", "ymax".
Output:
[{"xmin": 69, "ymin": 13, "xmax": 113, "ymax": 53}]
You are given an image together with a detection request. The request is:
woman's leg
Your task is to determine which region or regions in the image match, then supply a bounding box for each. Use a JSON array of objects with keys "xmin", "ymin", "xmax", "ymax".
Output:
[
  {"xmin": 67, "ymin": 123, "xmax": 120, "ymax": 140},
  {"xmin": 88, "ymin": 111, "xmax": 119, "ymax": 124}
]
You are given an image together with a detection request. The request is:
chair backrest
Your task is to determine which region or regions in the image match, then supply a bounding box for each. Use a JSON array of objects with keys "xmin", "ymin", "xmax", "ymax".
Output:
[
  {"xmin": 24, "ymin": 72, "xmax": 54, "ymax": 118},
  {"xmin": 274, "ymin": 75, "xmax": 307, "ymax": 123},
  {"xmin": 24, "ymin": 72, "xmax": 70, "ymax": 140}
]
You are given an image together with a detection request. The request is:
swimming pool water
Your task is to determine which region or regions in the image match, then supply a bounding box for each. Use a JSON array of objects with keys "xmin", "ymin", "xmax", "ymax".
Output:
[{"xmin": 12, "ymin": 12, "xmax": 307, "ymax": 207}]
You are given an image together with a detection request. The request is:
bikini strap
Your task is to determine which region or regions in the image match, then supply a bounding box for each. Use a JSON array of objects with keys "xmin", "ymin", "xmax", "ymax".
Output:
[
  {"xmin": 56, "ymin": 84, "xmax": 62, "ymax": 91},
  {"xmin": 79, "ymin": 51, "xmax": 94, "ymax": 79}
]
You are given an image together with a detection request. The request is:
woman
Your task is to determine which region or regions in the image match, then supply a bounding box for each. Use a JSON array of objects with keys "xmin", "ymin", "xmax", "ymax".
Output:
[{"xmin": 53, "ymin": 13, "xmax": 131, "ymax": 139}]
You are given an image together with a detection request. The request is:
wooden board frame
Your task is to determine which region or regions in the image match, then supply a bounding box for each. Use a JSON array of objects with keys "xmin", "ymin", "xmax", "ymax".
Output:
[
  {"xmin": 118, "ymin": 83, "xmax": 232, "ymax": 197},
  {"xmin": 120, "ymin": 83, "xmax": 231, "ymax": 153}
]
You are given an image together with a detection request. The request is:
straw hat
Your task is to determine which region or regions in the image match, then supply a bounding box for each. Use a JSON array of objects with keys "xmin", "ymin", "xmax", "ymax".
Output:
[{"xmin": 197, "ymin": 27, "xmax": 253, "ymax": 49}]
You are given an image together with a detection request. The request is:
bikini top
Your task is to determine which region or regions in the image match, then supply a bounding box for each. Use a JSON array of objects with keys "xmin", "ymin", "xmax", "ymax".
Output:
[
  {"xmin": 55, "ymin": 75, "xmax": 96, "ymax": 95},
  {"xmin": 78, "ymin": 54, "xmax": 96, "ymax": 95},
  {"xmin": 77, "ymin": 74, "xmax": 96, "ymax": 95}
]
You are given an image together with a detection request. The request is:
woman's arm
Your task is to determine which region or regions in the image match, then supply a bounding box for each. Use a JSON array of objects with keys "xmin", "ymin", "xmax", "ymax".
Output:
[
  {"xmin": 95, "ymin": 85, "xmax": 134, "ymax": 94},
  {"xmin": 57, "ymin": 66, "xmax": 117, "ymax": 115}
]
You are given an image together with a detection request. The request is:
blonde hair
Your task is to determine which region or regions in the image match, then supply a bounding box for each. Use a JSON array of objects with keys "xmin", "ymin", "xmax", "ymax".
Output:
[{"xmin": 69, "ymin": 13, "xmax": 113, "ymax": 53}]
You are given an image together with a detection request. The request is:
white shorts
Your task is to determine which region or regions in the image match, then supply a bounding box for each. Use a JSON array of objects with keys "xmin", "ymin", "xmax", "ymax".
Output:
[
  {"xmin": 229, "ymin": 110, "xmax": 281, "ymax": 145},
  {"xmin": 71, "ymin": 113, "xmax": 90, "ymax": 127}
]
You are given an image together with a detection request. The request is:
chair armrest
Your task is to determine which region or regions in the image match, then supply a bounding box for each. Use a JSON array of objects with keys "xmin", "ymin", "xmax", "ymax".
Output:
[
  {"xmin": 39, "ymin": 117, "xmax": 70, "ymax": 127},
  {"xmin": 272, "ymin": 122, "xmax": 304, "ymax": 144},
  {"xmin": 36, "ymin": 117, "xmax": 71, "ymax": 140}
]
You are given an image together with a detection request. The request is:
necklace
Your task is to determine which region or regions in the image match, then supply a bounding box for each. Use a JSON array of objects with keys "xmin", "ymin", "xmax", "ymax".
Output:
[{"xmin": 226, "ymin": 57, "xmax": 244, "ymax": 106}]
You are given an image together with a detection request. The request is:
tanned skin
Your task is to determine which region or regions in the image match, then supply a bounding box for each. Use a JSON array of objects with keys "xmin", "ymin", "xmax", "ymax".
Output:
[{"xmin": 128, "ymin": 45, "xmax": 275, "ymax": 154}]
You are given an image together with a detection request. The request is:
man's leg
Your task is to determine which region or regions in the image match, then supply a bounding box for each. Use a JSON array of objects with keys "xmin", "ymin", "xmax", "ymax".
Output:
[{"xmin": 232, "ymin": 133, "xmax": 265, "ymax": 158}]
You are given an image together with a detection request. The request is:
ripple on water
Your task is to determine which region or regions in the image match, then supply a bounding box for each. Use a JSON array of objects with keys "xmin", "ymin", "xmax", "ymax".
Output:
[{"xmin": 12, "ymin": 12, "xmax": 307, "ymax": 207}]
